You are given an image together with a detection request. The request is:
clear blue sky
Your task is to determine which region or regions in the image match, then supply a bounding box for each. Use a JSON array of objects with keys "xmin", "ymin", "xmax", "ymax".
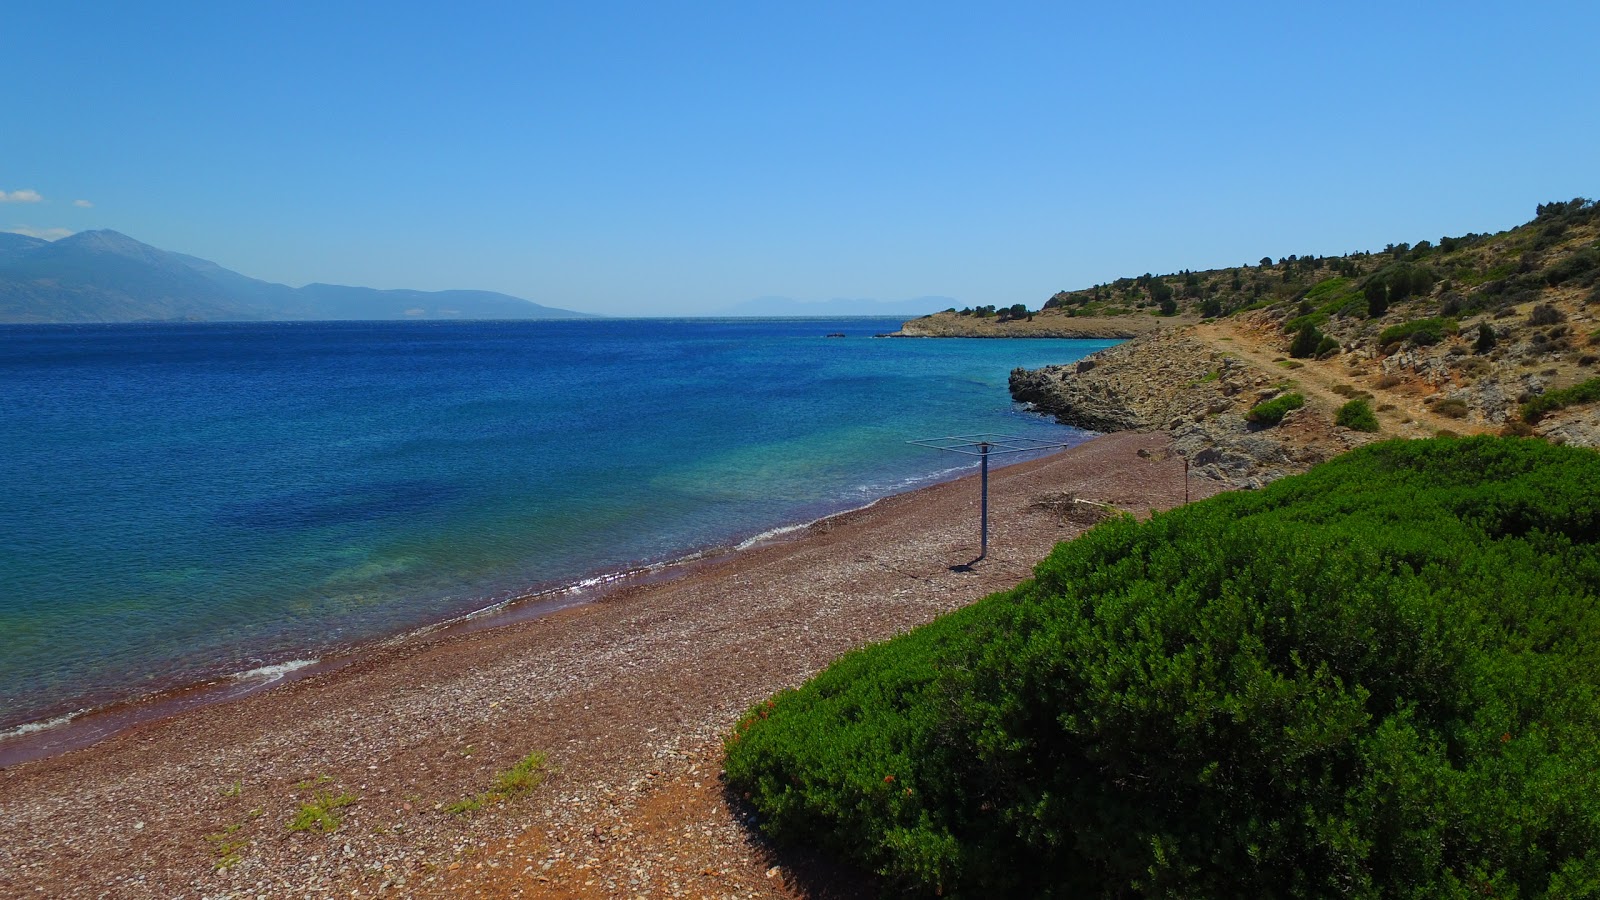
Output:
[{"xmin": 4, "ymin": 1, "xmax": 1596, "ymax": 316}]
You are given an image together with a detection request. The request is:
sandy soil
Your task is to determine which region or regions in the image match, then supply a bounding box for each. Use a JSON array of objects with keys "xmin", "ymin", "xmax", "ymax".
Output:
[{"xmin": 0, "ymin": 431, "xmax": 1216, "ymax": 900}]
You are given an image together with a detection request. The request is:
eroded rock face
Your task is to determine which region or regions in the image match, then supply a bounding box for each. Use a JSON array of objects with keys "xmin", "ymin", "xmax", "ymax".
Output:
[
  {"xmin": 1008, "ymin": 366, "xmax": 1149, "ymax": 432},
  {"xmin": 1008, "ymin": 331, "xmax": 1220, "ymax": 432}
]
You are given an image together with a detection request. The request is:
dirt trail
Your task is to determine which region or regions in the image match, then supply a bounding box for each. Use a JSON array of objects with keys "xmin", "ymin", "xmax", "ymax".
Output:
[{"xmin": 1192, "ymin": 317, "xmax": 1489, "ymax": 438}]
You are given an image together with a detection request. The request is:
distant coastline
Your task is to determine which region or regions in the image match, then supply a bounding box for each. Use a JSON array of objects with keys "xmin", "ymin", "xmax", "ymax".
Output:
[{"xmin": 894, "ymin": 309, "xmax": 1192, "ymax": 339}]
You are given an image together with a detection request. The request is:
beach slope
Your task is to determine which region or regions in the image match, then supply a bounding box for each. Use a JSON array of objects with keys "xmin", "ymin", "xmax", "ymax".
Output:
[{"xmin": 0, "ymin": 431, "xmax": 1209, "ymax": 899}]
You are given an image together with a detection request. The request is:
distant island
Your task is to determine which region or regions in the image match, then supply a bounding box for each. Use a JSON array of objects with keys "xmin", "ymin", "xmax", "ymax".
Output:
[{"xmin": 0, "ymin": 230, "xmax": 596, "ymax": 323}]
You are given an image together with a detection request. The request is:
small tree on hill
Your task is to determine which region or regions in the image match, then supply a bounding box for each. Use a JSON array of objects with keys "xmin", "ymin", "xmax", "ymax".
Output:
[
  {"xmin": 1290, "ymin": 323, "xmax": 1325, "ymax": 358},
  {"xmin": 1475, "ymin": 323, "xmax": 1497, "ymax": 353},
  {"xmin": 1366, "ymin": 281, "xmax": 1389, "ymax": 318}
]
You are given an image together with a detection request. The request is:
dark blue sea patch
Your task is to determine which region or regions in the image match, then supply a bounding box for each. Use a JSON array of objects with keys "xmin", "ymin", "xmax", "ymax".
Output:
[{"xmin": 214, "ymin": 480, "xmax": 465, "ymax": 530}]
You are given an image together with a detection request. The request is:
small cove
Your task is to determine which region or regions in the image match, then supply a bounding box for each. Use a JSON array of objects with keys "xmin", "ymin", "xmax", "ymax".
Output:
[{"xmin": 0, "ymin": 317, "xmax": 1112, "ymax": 734}]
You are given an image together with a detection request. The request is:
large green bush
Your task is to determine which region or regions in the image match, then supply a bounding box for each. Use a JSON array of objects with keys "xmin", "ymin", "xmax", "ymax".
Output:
[{"xmin": 725, "ymin": 437, "xmax": 1600, "ymax": 897}]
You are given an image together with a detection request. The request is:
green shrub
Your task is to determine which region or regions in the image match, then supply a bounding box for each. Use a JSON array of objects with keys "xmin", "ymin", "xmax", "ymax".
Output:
[
  {"xmin": 1475, "ymin": 322, "xmax": 1497, "ymax": 353},
  {"xmin": 1522, "ymin": 377, "xmax": 1600, "ymax": 423},
  {"xmin": 1545, "ymin": 248, "xmax": 1600, "ymax": 287},
  {"xmin": 1378, "ymin": 317, "xmax": 1458, "ymax": 348},
  {"xmin": 1335, "ymin": 398, "xmax": 1380, "ymax": 432},
  {"xmin": 1246, "ymin": 392, "xmax": 1305, "ymax": 425},
  {"xmin": 725, "ymin": 438, "xmax": 1600, "ymax": 897},
  {"xmin": 1365, "ymin": 263, "xmax": 1438, "ymax": 305},
  {"xmin": 1287, "ymin": 324, "xmax": 1319, "ymax": 358},
  {"xmin": 1529, "ymin": 304, "xmax": 1566, "ymax": 326}
]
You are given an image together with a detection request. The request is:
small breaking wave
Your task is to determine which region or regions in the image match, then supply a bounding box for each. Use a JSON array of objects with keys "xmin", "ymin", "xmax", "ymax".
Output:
[
  {"xmin": 229, "ymin": 659, "xmax": 318, "ymax": 682},
  {"xmin": 0, "ymin": 710, "xmax": 84, "ymax": 743}
]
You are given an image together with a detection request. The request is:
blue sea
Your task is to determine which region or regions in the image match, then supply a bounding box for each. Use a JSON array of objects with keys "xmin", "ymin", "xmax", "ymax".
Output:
[{"xmin": 0, "ymin": 318, "xmax": 1109, "ymax": 732}]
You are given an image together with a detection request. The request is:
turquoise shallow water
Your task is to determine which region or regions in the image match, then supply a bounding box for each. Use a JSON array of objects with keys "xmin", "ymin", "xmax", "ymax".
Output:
[{"xmin": 0, "ymin": 318, "xmax": 1111, "ymax": 729}]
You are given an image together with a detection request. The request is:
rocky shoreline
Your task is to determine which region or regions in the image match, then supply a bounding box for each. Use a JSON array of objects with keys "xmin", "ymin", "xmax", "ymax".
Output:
[{"xmin": 1007, "ymin": 293, "xmax": 1600, "ymax": 490}]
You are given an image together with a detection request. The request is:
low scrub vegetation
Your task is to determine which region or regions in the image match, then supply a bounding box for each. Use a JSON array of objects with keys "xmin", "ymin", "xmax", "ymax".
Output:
[
  {"xmin": 446, "ymin": 751, "xmax": 550, "ymax": 815},
  {"xmin": 1335, "ymin": 398, "xmax": 1380, "ymax": 431},
  {"xmin": 1246, "ymin": 392, "xmax": 1305, "ymax": 425},
  {"xmin": 287, "ymin": 791, "xmax": 357, "ymax": 834},
  {"xmin": 1522, "ymin": 377, "xmax": 1600, "ymax": 423},
  {"xmin": 1379, "ymin": 317, "xmax": 1457, "ymax": 348},
  {"xmin": 725, "ymin": 438, "xmax": 1600, "ymax": 897}
]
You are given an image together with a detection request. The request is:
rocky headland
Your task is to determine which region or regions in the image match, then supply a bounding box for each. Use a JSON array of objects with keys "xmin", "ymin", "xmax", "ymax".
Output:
[
  {"xmin": 894, "ymin": 311, "xmax": 1188, "ymax": 339},
  {"xmin": 1001, "ymin": 200, "xmax": 1600, "ymax": 488}
]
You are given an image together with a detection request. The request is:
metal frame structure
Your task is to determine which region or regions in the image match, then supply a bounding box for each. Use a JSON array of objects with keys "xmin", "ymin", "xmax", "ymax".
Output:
[{"xmin": 907, "ymin": 432, "xmax": 1073, "ymax": 561}]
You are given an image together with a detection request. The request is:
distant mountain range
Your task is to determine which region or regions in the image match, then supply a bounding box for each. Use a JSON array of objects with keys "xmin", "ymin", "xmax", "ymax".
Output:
[{"xmin": 0, "ymin": 230, "xmax": 595, "ymax": 323}]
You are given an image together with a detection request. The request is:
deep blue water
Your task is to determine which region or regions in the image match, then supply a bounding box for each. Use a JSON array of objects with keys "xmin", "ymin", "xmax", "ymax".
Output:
[{"xmin": 0, "ymin": 318, "xmax": 1110, "ymax": 730}]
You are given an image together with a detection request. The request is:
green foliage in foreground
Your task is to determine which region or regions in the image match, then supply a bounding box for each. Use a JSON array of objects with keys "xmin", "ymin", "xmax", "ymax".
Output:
[
  {"xmin": 724, "ymin": 438, "xmax": 1600, "ymax": 897},
  {"xmin": 1247, "ymin": 391, "xmax": 1305, "ymax": 425},
  {"xmin": 1522, "ymin": 377, "xmax": 1600, "ymax": 424},
  {"xmin": 1335, "ymin": 398, "xmax": 1381, "ymax": 432}
]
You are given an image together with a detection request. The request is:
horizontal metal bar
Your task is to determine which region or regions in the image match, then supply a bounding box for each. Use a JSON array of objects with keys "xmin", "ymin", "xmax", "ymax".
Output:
[{"xmin": 907, "ymin": 432, "xmax": 1073, "ymax": 456}]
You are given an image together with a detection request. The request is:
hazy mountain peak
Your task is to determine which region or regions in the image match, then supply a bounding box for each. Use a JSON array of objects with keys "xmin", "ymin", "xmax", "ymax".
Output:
[
  {"xmin": 0, "ymin": 232, "xmax": 49, "ymax": 265},
  {"xmin": 48, "ymin": 229, "xmax": 178, "ymax": 268},
  {"xmin": 0, "ymin": 229, "xmax": 599, "ymax": 323},
  {"xmin": 56, "ymin": 229, "xmax": 149, "ymax": 252}
]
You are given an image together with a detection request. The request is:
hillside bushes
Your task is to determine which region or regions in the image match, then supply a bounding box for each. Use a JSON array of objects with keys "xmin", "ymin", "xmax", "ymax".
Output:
[
  {"xmin": 1379, "ymin": 316, "xmax": 1457, "ymax": 348},
  {"xmin": 1246, "ymin": 392, "xmax": 1304, "ymax": 425},
  {"xmin": 725, "ymin": 438, "xmax": 1600, "ymax": 897},
  {"xmin": 1522, "ymin": 377, "xmax": 1600, "ymax": 423},
  {"xmin": 1335, "ymin": 398, "xmax": 1380, "ymax": 431}
]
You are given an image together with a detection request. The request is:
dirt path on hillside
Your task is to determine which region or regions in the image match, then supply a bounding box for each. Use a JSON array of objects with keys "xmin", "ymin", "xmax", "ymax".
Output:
[{"xmin": 1192, "ymin": 317, "xmax": 1487, "ymax": 438}]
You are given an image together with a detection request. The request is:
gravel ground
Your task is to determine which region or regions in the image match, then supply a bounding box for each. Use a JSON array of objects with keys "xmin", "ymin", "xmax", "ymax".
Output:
[{"xmin": 0, "ymin": 431, "xmax": 1216, "ymax": 899}]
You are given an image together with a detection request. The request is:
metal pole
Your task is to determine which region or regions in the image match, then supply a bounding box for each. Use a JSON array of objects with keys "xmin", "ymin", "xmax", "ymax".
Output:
[{"xmin": 979, "ymin": 441, "xmax": 990, "ymax": 559}]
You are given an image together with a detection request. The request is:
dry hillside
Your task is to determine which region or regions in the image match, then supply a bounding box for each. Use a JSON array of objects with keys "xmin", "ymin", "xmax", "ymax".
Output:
[{"xmin": 1002, "ymin": 199, "xmax": 1600, "ymax": 486}]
